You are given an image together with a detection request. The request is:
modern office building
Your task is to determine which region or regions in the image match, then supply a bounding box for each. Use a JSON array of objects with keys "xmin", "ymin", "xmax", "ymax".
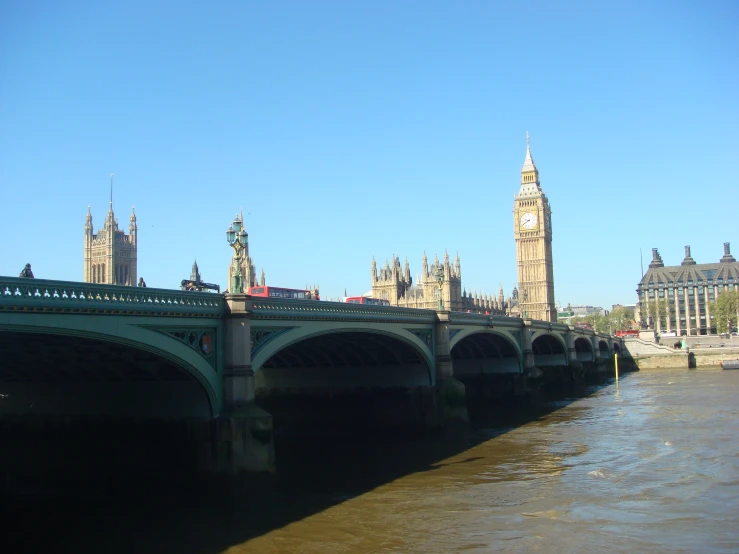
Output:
[{"xmin": 636, "ymin": 243, "xmax": 739, "ymax": 335}]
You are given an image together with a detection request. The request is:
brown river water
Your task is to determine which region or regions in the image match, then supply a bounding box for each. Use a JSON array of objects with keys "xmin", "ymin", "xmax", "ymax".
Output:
[{"xmin": 3, "ymin": 367, "xmax": 739, "ymax": 553}]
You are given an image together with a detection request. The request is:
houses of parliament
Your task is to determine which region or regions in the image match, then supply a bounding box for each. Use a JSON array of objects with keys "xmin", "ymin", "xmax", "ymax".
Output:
[
  {"xmin": 370, "ymin": 135, "xmax": 557, "ymax": 321},
  {"xmin": 83, "ymin": 137, "xmax": 558, "ymax": 322},
  {"xmin": 83, "ymin": 197, "xmax": 138, "ymax": 286}
]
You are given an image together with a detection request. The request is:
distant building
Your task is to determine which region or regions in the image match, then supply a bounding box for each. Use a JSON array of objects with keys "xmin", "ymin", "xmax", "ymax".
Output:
[
  {"xmin": 513, "ymin": 134, "xmax": 556, "ymax": 322},
  {"xmin": 84, "ymin": 201, "xmax": 137, "ymax": 285},
  {"xmin": 370, "ymin": 134, "xmax": 556, "ymax": 318},
  {"xmin": 370, "ymin": 252, "xmax": 516, "ymax": 315},
  {"xmin": 570, "ymin": 305, "xmax": 608, "ymax": 317},
  {"xmin": 636, "ymin": 243, "xmax": 739, "ymax": 336},
  {"xmin": 557, "ymin": 304, "xmax": 575, "ymax": 324},
  {"xmin": 557, "ymin": 304, "xmax": 608, "ymax": 324},
  {"xmin": 611, "ymin": 304, "xmax": 636, "ymax": 318}
]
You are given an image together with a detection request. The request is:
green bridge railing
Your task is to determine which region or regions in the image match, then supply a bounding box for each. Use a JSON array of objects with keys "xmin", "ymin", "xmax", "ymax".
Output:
[
  {"xmin": 248, "ymin": 298, "xmax": 438, "ymax": 324},
  {"xmin": 0, "ymin": 276, "xmax": 224, "ymax": 317}
]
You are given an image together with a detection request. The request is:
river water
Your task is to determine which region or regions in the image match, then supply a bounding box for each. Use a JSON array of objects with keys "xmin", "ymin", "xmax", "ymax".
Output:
[{"xmin": 4, "ymin": 367, "xmax": 739, "ymax": 553}]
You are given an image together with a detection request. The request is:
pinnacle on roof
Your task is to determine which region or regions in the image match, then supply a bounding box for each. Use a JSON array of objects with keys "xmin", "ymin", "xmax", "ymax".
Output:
[{"xmin": 521, "ymin": 132, "xmax": 538, "ymax": 174}]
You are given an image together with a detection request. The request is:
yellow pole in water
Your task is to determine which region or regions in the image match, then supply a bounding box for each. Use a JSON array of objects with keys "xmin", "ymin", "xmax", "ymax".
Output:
[{"xmin": 614, "ymin": 353, "xmax": 619, "ymax": 382}]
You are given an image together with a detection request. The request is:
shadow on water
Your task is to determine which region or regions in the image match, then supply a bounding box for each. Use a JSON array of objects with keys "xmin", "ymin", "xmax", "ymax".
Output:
[{"xmin": 0, "ymin": 374, "xmax": 631, "ymax": 553}]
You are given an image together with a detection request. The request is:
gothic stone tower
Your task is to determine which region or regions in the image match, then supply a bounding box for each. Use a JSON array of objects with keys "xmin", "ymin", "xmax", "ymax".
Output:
[
  {"xmin": 84, "ymin": 201, "xmax": 137, "ymax": 285},
  {"xmin": 513, "ymin": 134, "xmax": 556, "ymax": 322}
]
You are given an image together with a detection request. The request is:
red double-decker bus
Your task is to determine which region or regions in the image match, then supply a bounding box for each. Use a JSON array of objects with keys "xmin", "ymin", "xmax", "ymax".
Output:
[
  {"xmin": 344, "ymin": 296, "xmax": 390, "ymax": 306},
  {"xmin": 247, "ymin": 286, "xmax": 320, "ymax": 300},
  {"xmin": 615, "ymin": 329, "xmax": 639, "ymax": 338}
]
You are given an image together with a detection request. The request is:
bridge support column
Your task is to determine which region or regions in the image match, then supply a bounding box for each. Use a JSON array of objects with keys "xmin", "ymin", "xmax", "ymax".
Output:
[
  {"xmin": 565, "ymin": 328, "xmax": 585, "ymax": 387},
  {"xmin": 566, "ymin": 327, "xmax": 578, "ymax": 368},
  {"xmin": 202, "ymin": 294, "xmax": 274, "ymax": 474},
  {"xmin": 521, "ymin": 320, "xmax": 541, "ymax": 379},
  {"xmin": 434, "ymin": 311, "xmax": 468, "ymax": 426}
]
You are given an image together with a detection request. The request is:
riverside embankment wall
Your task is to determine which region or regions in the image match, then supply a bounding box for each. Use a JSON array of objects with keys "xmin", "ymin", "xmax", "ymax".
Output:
[{"xmin": 624, "ymin": 338, "xmax": 739, "ymax": 369}]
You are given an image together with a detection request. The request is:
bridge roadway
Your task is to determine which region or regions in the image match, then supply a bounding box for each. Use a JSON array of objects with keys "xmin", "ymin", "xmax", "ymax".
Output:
[{"xmin": 0, "ymin": 276, "xmax": 627, "ymax": 473}]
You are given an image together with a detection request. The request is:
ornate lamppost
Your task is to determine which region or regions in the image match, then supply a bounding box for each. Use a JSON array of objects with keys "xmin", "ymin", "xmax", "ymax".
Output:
[
  {"xmin": 435, "ymin": 265, "xmax": 445, "ymax": 310},
  {"xmin": 226, "ymin": 215, "xmax": 248, "ymax": 293}
]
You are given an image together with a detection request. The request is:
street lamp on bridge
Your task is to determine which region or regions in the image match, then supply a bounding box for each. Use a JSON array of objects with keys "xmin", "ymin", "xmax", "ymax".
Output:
[
  {"xmin": 226, "ymin": 215, "xmax": 248, "ymax": 293},
  {"xmin": 435, "ymin": 265, "xmax": 445, "ymax": 310}
]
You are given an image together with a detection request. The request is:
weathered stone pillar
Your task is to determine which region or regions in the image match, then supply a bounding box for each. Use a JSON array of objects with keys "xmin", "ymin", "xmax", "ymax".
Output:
[
  {"xmin": 521, "ymin": 319, "xmax": 540, "ymax": 378},
  {"xmin": 433, "ymin": 311, "xmax": 468, "ymax": 425},
  {"xmin": 590, "ymin": 335, "xmax": 600, "ymax": 361},
  {"xmin": 223, "ymin": 294, "xmax": 254, "ymax": 407},
  {"xmin": 566, "ymin": 327, "xmax": 577, "ymax": 364},
  {"xmin": 203, "ymin": 294, "xmax": 274, "ymax": 474}
]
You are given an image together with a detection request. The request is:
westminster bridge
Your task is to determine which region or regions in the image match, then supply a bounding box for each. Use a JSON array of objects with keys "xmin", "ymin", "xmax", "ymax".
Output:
[{"xmin": 0, "ymin": 276, "xmax": 627, "ymax": 473}]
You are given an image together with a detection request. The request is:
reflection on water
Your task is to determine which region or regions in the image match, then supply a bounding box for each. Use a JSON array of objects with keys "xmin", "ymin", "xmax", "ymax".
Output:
[{"xmin": 3, "ymin": 368, "xmax": 739, "ymax": 553}]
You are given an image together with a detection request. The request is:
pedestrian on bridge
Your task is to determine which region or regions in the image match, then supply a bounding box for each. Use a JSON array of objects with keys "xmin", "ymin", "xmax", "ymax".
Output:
[
  {"xmin": 138, "ymin": 277, "xmax": 147, "ymax": 287},
  {"xmin": 19, "ymin": 263, "xmax": 34, "ymax": 278}
]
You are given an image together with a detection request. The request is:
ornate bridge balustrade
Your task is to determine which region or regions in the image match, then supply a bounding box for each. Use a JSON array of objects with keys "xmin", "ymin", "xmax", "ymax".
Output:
[{"xmin": 0, "ymin": 276, "xmax": 223, "ymax": 316}]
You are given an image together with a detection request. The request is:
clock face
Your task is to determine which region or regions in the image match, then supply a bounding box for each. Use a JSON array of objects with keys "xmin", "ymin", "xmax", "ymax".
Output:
[{"xmin": 520, "ymin": 212, "xmax": 538, "ymax": 230}]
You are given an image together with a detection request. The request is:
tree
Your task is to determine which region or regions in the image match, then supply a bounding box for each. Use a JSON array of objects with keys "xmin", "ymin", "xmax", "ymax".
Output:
[
  {"xmin": 644, "ymin": 298, "xmax": 668, "ymax": 330},
  {"xmin": 609, "ymin": 306, "xmax": 635, "ymax": 330},
  {"xmin": 571, "ymin": 312, "xmax": 609, "ymax": 333},
  {"xmin": 711, "ymin": 290, "xmax": 739, "ymax": 334}
]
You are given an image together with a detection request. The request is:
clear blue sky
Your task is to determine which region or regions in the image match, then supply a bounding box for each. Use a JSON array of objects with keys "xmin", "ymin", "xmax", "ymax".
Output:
[{"xmin": 1, "ymin": 1, "xmax": 737, "ymax": 309}]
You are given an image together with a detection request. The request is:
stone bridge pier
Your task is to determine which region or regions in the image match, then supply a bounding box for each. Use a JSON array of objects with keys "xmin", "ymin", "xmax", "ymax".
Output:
[
  {"xmin": 208, "ymin": 301, "xmax": 480, "ymax": 475},
  {"xmin": 434, "ymin": 311, "xmax": 469, "ymax": 426},
  {"xmin": 201, "ymin": 294, "xmax": 275, "ymax": 474}
]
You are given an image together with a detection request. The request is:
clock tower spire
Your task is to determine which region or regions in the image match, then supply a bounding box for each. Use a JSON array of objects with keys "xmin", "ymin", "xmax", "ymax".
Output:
[{"xmin": 513, "ymin": 133, "xmax": 556, "ymax": 322}]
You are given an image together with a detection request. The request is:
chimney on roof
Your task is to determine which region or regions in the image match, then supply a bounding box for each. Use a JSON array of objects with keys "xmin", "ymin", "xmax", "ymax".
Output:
[
  {"xmin": 681, "ymin": 245, "xmax": 696, "ymax": 266},
  {"xmin": 720, "ymin": 242, "xmax": 736, "ymax": 263},
  {"xmin": 648, "ymin": 248, "xmax": 664, "ymax": 269}
]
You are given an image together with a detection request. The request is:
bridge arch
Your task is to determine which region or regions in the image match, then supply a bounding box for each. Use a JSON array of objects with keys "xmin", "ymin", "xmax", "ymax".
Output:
[
  {"xmin": 532, "ymin": 332, "xmax": 568, "ymax": 366},
  {"xmin": 449, "ymin": 329, "xmax": 522, "ymax": 376},
  {"xmin": 574, "ymin": 337, "xmax": 595, "ymax": 363},
  {"xmin": 252, "ymin": 324, "xmax": 434, "ymax": 390},
  {"xmin": 598, "ymin": 340, "xmax": 610, "ymax": 358},
  {"xmin": 0, "ymin": 314, "xmax": 222, "ymax": 418}
]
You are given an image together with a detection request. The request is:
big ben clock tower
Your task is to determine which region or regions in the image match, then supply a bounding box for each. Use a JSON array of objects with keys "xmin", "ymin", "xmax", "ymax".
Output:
[{"xmin": 513, "ymin": 133, "xmax": 556, "ymax": 322}]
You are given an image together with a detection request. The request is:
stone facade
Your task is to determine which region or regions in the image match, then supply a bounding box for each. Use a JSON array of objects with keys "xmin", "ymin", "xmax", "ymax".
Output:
[
  {"xmin": 370, "ymin": 251, "xmax": 517, "ymax": 315},
  {"xmin": 83, "ymin": 202, "xmax": 137, "ymax": 285},
  {"xmin": 513, "ymin": 135, "xmax": 557, "ymax": 322},
  {"xmin": 636, "ymin": 243, "xmax": 739, "ymax": 336}
]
